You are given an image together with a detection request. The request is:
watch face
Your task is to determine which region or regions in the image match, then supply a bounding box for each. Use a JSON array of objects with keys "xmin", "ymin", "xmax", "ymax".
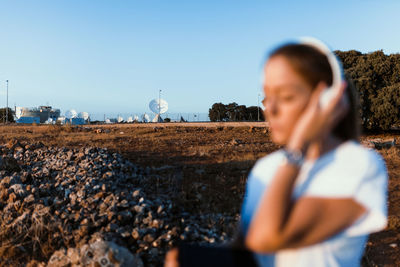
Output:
[{"xmin": 283, "ymin": 148, "xmax": 303, "ymax": 167}]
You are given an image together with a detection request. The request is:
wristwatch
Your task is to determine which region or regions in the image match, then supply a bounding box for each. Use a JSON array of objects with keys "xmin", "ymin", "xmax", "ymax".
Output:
[{"xmin": 281, "ymin": 147, "xmax": 304, "ymax": 167}]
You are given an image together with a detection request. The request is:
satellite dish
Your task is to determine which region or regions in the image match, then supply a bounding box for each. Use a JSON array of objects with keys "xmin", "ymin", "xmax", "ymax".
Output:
[
  {"xmin": 127, "ymin": 116, "xmax": 133, "ymax": 123},
  {"xmin": 134, "ymin": 115, "xmax": 139, "ymax": 121},
  {"xmin": 142, "ymin": 113, "xmax": 150, "ymax": 123},
  {"xmin": 152, "ymin": 114, "xmax": 164, "ymax": 123},
  {"xmin": 78, "ymin": 112, "xmax": 90, "ymax": 121},
  {"xmin": 149, "ymin": 99, "xmax": 168, "ymax": 114},
  {"xmin": 65, "ymin": 109, "xmax": 77, "ymax": 119},
  {"xmin": 105, "ymin": 118, "xmax": 111, "ymax": 124},
  {"xmin": 117, "ymin": 116, "xmax": 124, "ymax": 123}
]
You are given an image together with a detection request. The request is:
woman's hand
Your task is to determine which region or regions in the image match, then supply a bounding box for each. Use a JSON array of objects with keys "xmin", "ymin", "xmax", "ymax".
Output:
[
  {"xmin": 287, "ymin": 81, "xmax": 349, "ymax": 151},
  {"xmin": 164, "ymin": 248, "xmax": 179, "ymax": 267}
]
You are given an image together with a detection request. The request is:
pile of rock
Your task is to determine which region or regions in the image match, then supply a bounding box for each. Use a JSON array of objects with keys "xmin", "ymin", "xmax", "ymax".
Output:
[
  {"xmin": 0, "ymin": 140, "xmax": 239, "ymax": 266},
  {"xmin": 47, "ymin": 238, "xmax": 143, "ymax": 267}
]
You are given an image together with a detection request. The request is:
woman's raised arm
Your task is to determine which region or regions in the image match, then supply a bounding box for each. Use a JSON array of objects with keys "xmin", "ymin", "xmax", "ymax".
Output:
[{"xmin": 245, "ymin": 160, "xmax": 365, "ymax": 253}]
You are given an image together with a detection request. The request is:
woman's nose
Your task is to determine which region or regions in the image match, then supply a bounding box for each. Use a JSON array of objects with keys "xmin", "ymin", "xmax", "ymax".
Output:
[{"xmin": 266, "ymin": 99, "xmax": 278, "ymax": 116}]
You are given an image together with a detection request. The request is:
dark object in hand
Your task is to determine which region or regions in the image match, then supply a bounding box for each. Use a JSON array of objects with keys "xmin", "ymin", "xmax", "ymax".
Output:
[{"xmin": 178, "ymin": 244, "xmax": 258, "ymax": 267}]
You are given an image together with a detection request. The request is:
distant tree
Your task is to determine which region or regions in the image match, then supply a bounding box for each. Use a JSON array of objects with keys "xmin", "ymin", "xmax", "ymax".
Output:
[
  {"xmin": 236, "ymin": 105, "xmax": 248, "ymax": 121},
  {"xmin": 246, "ymin": 106, "xmax": 264, "ymax": 121},
  {"xmin": 335, "ymin": 49, "xmax": 400, "ymax": 130},
  {"xmin": 0, "ymin": 108, "xmax": 14, "ymax": 123},
  {"xmin": 208, "ymin": 103, "xmax": 228, "ymax": 122},
  {"xmin": 209, "ymin": 103, "xmax": 264, "ymax": 122},
  {"xmin": 226, "ymin": 102, "xmax": 239, "ymax": 121},
  {"xmin": 164, "ymin": 118, "xmax": 171, "ymax": 122},
  {"xmin": 369, "ymin": 83, "xmax": 400, "ymax": 130}
]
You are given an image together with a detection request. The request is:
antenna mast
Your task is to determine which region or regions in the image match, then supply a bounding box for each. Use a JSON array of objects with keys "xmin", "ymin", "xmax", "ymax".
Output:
[
  {"xmin": 6, "ymin": 80, "xmax": 9, "ymax": 123},
  {"xmin": 159, "ymin": 89, "xmax": 161, "ymax": 117},
  {"xmin": 257, "ymin": 93, "xmax": 260, "ymax": 121}
]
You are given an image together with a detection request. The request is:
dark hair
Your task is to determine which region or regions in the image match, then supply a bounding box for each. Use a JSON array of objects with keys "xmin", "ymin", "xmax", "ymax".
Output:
[{"xmin": 268, "ymin": 43, "xmax": 361, "ymax": 141}]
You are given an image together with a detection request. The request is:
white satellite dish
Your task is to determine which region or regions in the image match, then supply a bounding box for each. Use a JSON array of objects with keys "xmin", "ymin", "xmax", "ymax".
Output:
[
  {"xmin": 152, "ymin": 114, "xmax": 164, "ymax": 123},
  {"xmin": 134, "ymin": 115, "xmax": 139, "ymax": 121},
  {"xmin": 149, "ymin": 99, "xmax": 168, "ymax": 114},
  {"xmin": 142, "ymin": 113, "xmax": 150, "ymax": 123},
  {"xmin": 105, "ymin": 118, "xmax": 111, "ymax": 124},
  {"xmin": 65, "ymin": 109, "xmax": 77, "ymax": 119},
  {"xmin": 78, "ymin": 112, "xmax": 90, "ymax": 121},
  {"xmin": 127, "ymin": 116, "xmax": 133, "ymax": 123},
  {"xmin": 117, "ymin": 116, "xmax": 124, "ymax": 123}
]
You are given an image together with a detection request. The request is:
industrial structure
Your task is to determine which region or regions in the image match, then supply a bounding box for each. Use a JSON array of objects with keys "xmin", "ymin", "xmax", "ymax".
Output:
[
  {"xmin": 16, "ymin": 106, "xmax": 61, "ymax": 123},
  {"xmin": 15, "ymin": 106, "xmax": 90, "ymax": 125}
]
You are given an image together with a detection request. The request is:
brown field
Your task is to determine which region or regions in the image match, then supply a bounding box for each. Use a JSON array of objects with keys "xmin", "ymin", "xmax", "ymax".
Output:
[{"xmin": 0, "ymin": 122, "xmax": 399, "ymax": 266}]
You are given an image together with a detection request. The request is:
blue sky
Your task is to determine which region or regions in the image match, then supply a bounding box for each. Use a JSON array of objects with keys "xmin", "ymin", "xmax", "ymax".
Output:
[{"xmin": 0, "ymin": 0, "xmax": 399, "ymax": 119}]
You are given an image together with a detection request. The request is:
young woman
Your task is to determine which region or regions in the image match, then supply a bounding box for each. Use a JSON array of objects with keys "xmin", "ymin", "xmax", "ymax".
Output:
[
  {"xmin": 165, "ymin": 40, "xmax": 388, "ymax": 267},
  {"xmin": 242, "ymin": 40, "xmax": 388, "ymax": 266}
]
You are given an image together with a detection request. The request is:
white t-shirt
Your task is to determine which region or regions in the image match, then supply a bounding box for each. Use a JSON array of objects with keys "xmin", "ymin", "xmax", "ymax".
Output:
[{"xmin": 241, "ymin": 140, "xmax": 388, "ymax": 267}]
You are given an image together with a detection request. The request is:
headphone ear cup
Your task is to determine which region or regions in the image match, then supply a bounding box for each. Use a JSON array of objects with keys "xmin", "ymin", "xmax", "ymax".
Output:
[{"xmin": 319, "ymin": 87, "xmax": 336, "ymax": 108}]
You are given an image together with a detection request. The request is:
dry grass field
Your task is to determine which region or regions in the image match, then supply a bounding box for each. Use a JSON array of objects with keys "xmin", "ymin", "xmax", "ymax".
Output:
[{"xmin": 0, "ymin": 122, "xmax": 399, "ymax": 266}]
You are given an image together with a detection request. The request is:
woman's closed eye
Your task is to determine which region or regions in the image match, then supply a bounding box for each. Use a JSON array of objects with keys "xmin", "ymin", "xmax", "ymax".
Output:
[
  {"xmin": 279, "ymin": 94, "xmax": 295, "ymax": 102},
  {"xmin": 262, "ymin": 95, "xmax": 294, "ymax": 107}
]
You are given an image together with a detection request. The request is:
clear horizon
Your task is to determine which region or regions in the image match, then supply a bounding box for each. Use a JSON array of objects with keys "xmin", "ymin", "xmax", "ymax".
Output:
[{"xmin": 1, "ymin": 0, "xmax": 399, "ymax": 118}]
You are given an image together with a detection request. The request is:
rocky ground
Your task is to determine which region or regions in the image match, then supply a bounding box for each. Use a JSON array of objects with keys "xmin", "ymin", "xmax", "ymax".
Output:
[
  {"xmin": 0, "ymin": 123, "xmax": 399, "ymax": 266},
  {"xmin": 0, "ymin": 140, "xmax": 239, "ymax": 266}
]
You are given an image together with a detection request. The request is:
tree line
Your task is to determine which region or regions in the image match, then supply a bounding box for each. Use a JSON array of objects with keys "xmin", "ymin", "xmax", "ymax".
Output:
[
  {"xmin": 208, "ymin": 102, "xmax": 264, "ymax": 122},
  {"xmin": 335, "ymin": 50, "xmax": 400, "ymax": 131},
  {"xmin": 0, "ymin": 108, "xmax": 14, "ymax": 123},
  {"xmin": 209, "ymin": 50, "xmax": 400, "ymax": 131}
]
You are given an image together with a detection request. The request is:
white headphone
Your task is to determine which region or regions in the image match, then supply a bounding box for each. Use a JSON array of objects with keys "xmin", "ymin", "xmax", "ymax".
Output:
[{"xmin": 299, "ymin": 37, "xmax": 343, "ymax": 108}]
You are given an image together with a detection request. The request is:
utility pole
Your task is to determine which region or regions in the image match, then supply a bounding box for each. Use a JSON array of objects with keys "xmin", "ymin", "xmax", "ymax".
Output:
[
  {"xmin": 6, "ymin": 80, "xmax": 9, "ymax": 123},
  {"xmin": 257, "ymin": 93, "xmax": 260, "ymax": 121},
  {"xmin": 158, "ymin": 89, "xmax": 161, "ymax": 118}
]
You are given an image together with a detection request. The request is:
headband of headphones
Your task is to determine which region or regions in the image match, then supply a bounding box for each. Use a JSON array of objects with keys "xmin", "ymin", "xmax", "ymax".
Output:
[
  {"xmin": 299, "ymin": 37, "xmax": 343, "ymax": 107},
  {"xmin": 299, "ymin": 37, "xmax": 342, "ymax": 87}
]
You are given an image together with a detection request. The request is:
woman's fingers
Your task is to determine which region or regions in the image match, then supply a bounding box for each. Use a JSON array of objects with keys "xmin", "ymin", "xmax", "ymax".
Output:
[
  {"xmin": 318, "ymin": 82, "xmax": 349, "ymax": 137},
  {"xmin": 325, "ymin": 81, "xmax": 348, "ymax": 112},
  {"xmin": 290, "ymin": 81, "xmax": 349, "ymax": 145},
  {"xmin": 310, "ymin": 82, "xmax": 328, "ymax": 108}
]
